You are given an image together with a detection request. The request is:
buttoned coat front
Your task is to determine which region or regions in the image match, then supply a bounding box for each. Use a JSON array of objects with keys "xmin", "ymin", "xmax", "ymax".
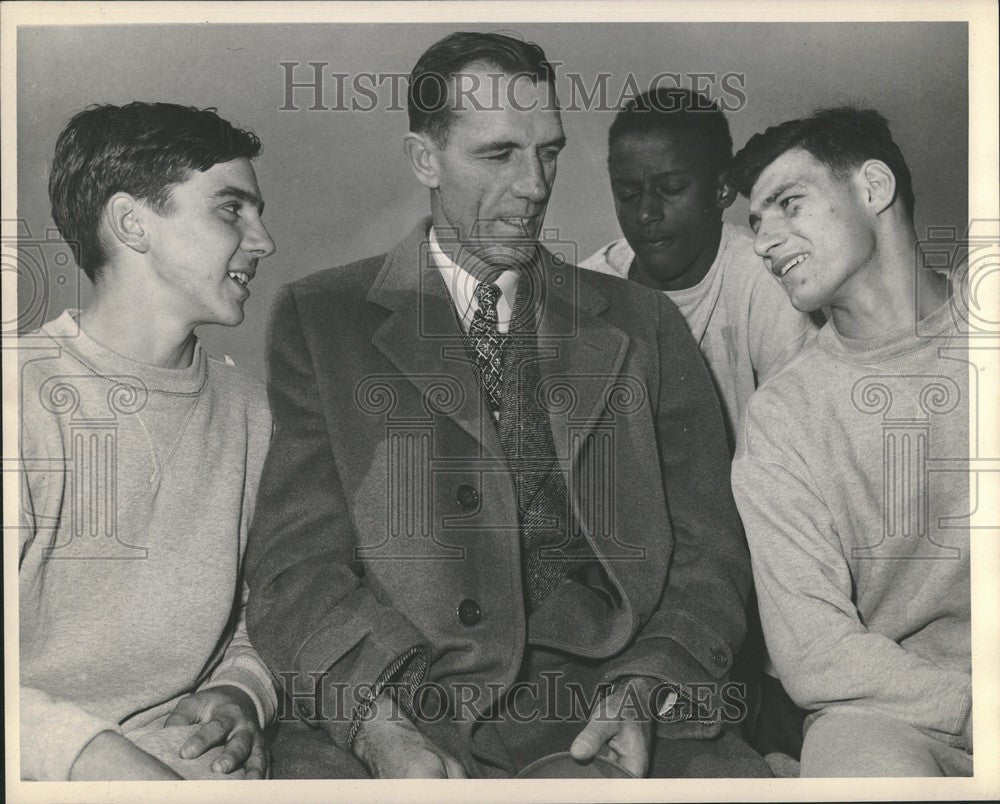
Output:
[{"xmin": 246, "ymin": 221, "xmax": 751, "ymax": 757}]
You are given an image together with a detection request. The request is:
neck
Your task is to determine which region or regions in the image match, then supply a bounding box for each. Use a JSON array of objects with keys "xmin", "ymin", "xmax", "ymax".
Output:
[
  {"xmin": 829, "ymin": 225, "xmax": 949, "ymax": 340},
  {"xmin": 630, "ymin": 223, "xmax": 722, "ymax": 292},
  {"xmin": 79, "ymin": 279, "xmax": 196, "ymax": 368}
]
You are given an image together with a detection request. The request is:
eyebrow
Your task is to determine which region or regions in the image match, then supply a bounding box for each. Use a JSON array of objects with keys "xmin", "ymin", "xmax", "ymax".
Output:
[
  {"xmin": 748, "ymin": 181, "xmax": 800, "ymax": 230},
  {"xmin": 469, "ymin": 134, "xmax": 567, "ymax": 154},
  {"xmin": 611, "ymin": 169, "xmax": 689, "ymax": 184},
  {"xmin": 213, "ymin": 186, "xmax": 264, "ymax": 214}
]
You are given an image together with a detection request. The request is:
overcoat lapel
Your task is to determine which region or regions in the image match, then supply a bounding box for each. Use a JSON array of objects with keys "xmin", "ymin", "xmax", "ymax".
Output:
[
  {"xmin": 368, "ymin": 224, "xmax": 505, "ymax": 459},
  {"xmin": 367, "ymin": 224, "xmax": 632, "ymax": 468},
  {"xmin": 533, "ymin": 247, "xmax": 631, "ymax": 469}
]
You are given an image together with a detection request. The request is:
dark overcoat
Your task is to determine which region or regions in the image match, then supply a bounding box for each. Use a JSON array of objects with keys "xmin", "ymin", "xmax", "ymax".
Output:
[{"xmin": 246, "ymin": 221, "xmax": 750, "ymax": 758}]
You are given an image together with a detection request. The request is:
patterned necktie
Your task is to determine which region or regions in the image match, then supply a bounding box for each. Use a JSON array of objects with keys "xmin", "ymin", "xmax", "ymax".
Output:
[{"xmin": 467, "ymin": 281, "xmax": 509, "ymax": 415}]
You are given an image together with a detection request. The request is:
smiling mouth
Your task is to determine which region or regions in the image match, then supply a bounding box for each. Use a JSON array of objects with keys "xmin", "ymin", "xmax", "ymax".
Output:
[
  {"xmin": 495, "ymin": 216, "xmax": 536, "ymax": 230},
  {"xmin": 775, "ymin": 253, "xmax": 808, "ymax": 278},
  {"xmin": 228, "ymin": 271, "xmax": 252, "ymax": 287}
]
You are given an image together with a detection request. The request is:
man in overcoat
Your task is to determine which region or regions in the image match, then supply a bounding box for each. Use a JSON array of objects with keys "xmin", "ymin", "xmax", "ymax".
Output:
[{"xmin": 246, "ymin": 31, "xmax": 766, "ymax": 779}]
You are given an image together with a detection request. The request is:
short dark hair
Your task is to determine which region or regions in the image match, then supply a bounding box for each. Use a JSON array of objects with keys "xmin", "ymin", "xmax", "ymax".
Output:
[
  {"xmin": 729, "ymin": 106, "xmax": 915, "ymax": 219},
  {"xmin": 48, "ymin": 101, "xmax": 262, "ymax": 281},
  {"xmin": 408, "ymin": 31, "xmax": 556, "ymax": 144},
  {"xmin": 608, "ymin": 88, "xmax": 733, "ymax": 176}
]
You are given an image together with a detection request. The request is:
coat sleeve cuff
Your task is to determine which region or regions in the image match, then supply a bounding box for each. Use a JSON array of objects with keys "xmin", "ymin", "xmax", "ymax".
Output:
[
  {"xmin": 347, "ymin": 645, "xmax": 429, "ymax": 750},
  {"xmin": 599, "ymin": 636, "xmax": 731, "ymax": 740}
]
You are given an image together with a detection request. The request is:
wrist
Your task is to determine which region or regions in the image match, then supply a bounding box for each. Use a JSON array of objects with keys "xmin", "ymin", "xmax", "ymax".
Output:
[
  {"xmin": 208, "ymin": 684, "xmax": 255, "ymax": 715},
  {"xmin": 351, "ymin": 691, "xmax": 409, "ymax": 764}
]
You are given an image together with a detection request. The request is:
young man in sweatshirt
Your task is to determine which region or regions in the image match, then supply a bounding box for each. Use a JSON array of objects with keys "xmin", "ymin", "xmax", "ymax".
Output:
[
  {"xmin": 728, "ymin": 107, "xmax": 972, "ymax": 776},
  {"xmin": 18, "ymin": 102, "xmax": 278, "ymax": 781},
  {"xmin": 581, "ymin": 88, "xmax": 816, "ymax": 453},
  {"xmin": 581, "ymin": 86, "xmax": 818, "ymax": 762}
]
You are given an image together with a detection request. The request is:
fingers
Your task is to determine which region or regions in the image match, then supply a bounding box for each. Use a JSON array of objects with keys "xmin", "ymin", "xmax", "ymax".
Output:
[
  {"xmin": 213, "ymin": 728, "xmax": 265, "ymax": 777},
  {"xmin": 179, "ymin": 710, "xmax": 237, "ymax": 759},
  {"xmin": 610, "ymin": 725, "xmax": 649, "ymax": 778},
  {"xmin": 164, "ymin": 695, "xmax": 201, "ymax": 728},
  {"xmin": 240, "ymin": 737, "xmax": 269, "ymax": 780},
  {"xmin": 570, "ymin": 716, "xmax": 615, "ymax": 762},
  {"xmin": 401, "ymin": 754, "xmax": 449, "ymax": 778}
]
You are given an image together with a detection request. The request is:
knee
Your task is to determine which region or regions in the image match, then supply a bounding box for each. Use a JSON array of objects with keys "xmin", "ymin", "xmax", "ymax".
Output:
[{"xmin": 800, "ymin": 711, "xmax": 941, "ymax": 777}]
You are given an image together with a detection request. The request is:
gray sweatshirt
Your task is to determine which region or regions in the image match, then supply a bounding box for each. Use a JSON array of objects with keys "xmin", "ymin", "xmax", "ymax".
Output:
[
  {"xmin": 19, "ymin": 311, "xmax": 277, "ymax": 780},
  {"xmin": 731, "ymin": 301, "xmax": 972, "ymax": 751}
]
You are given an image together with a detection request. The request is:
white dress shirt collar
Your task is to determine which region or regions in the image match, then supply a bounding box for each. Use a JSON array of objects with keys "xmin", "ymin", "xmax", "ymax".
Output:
[{"xmin": 428, "ymin": 227, "xmax": 520, "ymax": 334}]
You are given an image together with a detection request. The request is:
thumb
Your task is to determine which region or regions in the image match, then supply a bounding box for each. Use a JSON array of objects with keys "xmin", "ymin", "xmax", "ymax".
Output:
[
  {"xmin": 164, "ymin": 696, "xmax": 199, "ymax": 727},
  {"xmin": 570, "ymin": 718, "xmax": 612, "ymax": 762}
]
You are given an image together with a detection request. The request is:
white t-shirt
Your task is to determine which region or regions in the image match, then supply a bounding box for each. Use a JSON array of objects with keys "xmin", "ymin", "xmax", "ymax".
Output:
[{"xmin": 581, "ymin": 223, "xmax": 817, "ymax": 451}]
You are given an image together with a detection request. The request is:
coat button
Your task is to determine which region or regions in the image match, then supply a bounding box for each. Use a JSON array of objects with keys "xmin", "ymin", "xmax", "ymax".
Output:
[
  {"xmin": 458, "ymin": 598, "xmax": 481, "ymax": 626},
  {"xmin": 712, "ymin": 649, "xmax": 729, "ymax": 669},
  {"xmin": 456, "ymin": 484, "xmax": 479, "ymax": 510}
]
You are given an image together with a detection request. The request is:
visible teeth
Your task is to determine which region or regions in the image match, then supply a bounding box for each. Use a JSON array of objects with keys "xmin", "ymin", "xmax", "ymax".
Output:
[
  {"xmin": 782, "ymin": 254, "xmax": 807, "ymax": 276},
  {"xmin": 228, "ymin": 272, "xmax": 249, "ymax": 286}
]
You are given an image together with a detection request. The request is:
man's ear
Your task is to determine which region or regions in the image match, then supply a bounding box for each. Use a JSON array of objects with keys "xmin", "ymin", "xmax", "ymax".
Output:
[
  {"xmin": 859, "ymin": 159, "xmax": 897, "ymax": 215},
  {"xmin": 716, "ymin": 171, "xmax": 737, "ymax": 210},
  {"xmin": 104, "ymin": 193, "xmax": 150, "ymax": 254},
  {"xmin": 403, "ymin": 132, "xmax": 441, "ymax": 189}
]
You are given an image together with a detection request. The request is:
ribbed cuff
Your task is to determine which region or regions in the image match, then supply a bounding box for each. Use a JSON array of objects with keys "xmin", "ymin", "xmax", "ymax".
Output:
[{"xmin": 202, "ymin": 655, "xmax": 278, "ymax": 728}]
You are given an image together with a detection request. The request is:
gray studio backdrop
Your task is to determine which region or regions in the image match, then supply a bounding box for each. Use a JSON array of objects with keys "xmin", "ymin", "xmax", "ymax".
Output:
[{"xmin": 17, "ymin": 22, "xmax": 968, "ymax": 381}]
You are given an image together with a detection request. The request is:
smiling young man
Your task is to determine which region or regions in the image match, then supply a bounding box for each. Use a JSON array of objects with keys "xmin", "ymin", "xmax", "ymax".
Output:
[
  {"xmin": 728, "ymin": 108, "xmax": 972, "ymax": 776},
  {"xmin": 19, "ymin": 102, "xmax": 278, "ymax": 780},
  {"xmin": 246, "ymin": 32, "xmax": 767, "ymax": 779},
  {"xmin": 582, "ymin": 88, "xmax": 816, "ymax": 452}
]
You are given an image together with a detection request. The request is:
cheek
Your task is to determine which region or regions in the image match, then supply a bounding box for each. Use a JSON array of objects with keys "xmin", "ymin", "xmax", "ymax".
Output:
[{"xmin": 667, "ymin": 193, "xmax": 712, "ymax": 231}]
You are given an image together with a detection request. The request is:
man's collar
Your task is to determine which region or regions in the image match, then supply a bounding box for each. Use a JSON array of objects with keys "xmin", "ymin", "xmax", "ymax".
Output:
[{"xmin": 429, "ymin": 226, "xmax": 519, "ymax": 332}]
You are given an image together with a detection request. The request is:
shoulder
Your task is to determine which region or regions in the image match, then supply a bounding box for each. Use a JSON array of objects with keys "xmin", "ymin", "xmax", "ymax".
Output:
[
  {"xmin": 579, "ymin": 238, "xmax": 632, "ymax": 279},
  {"xmin": 741, "ymin": 337, "xmax": 828, "ymax": 441},
  {"xmin": 17, "ymin": 319, "xmax": 80, "ymax": 392},
  {"xmin": 578, "ymin": 263, "xmax": 684, "ymax": 334},
  {"xmin": 203, "ymin": 353, "xmax": 270, "ymax": 424},
  {"xmin": 285, "ymin": 252, "xmax": 388, "ymax": 301},
  {"xmin": 205, "ymin": 352, "xmax": 266, "ymax": 398},
  {"xmin": 269, "ymin": 252, "xmax": 390, "ymax": 336},
  {"xmin": 715, "ymin": 224, "xmax": 772, "ymax": 292}
]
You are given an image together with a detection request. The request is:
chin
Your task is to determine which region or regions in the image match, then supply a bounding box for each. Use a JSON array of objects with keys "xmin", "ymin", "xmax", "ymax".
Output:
[
  {"xmin": 788, "ymin": 290, "xmax": 827, "ymax": 314},
  {"xmin": 214, "ymin": 307, "xmax": 246, "ymax": 328}
]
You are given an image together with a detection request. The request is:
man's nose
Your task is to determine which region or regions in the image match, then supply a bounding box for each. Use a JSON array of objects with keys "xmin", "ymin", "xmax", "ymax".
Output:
[
  {"xmin": 753, "ymin": 216, "xmax": 783, "ymax": 259},
  {"xmin": 511, "ymin": 154, "xmax": 549, "ymax": 203},
  {"xmin": 637, "ymin": 191, "xmax": 662, "ymax": 225},
  {"xmin": 244, "ymin": 217, "xmax": 276, "ymax": 259}
]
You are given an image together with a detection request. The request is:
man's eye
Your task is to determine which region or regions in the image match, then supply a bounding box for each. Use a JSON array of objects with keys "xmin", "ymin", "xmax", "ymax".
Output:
[
  {"xmin": 657, "ymin": 183, "xmax": 686, "ymax": 197},
  {"xmin": 221, "ymin": 202, "xmax": 240, "ymax": 216},
  {"xmin": 780, "ymin": 195, "xmax": 801, "ymax": 210},
  {"xmin": 485, "ymin": 151, "xmax": 512, "ymax": 161},
  {"xmin": 539, "ymin": 148, "xmax": 560, "ymax": 162}
]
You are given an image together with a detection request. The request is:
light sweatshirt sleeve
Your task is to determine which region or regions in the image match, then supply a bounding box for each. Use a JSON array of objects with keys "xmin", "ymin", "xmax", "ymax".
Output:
[
  {"xmin": 19, "ymin": 424, "xmax": 120, "ymax": 781},
  {"xmin": 199, "ymin": 582, "xmax": 278, "ymax": 728},
  {"xmin": 731, "ymin": 441, "xmax": 972, "ymax": 746},
  {"xmin": 20, "ymin": 686, "xmax": 122, "ymax": 781}
]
